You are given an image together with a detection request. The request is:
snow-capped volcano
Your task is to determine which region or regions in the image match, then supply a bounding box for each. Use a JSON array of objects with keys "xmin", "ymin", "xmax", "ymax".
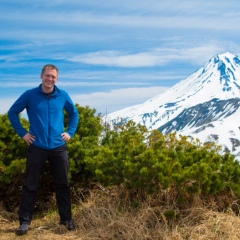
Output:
[{"xmin": 105, "ymin": 52, "xmax": 240, "ymax": 158}]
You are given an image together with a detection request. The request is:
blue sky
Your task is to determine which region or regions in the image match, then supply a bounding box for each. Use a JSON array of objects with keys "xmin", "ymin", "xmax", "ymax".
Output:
[{"xmin": 1, "ymin": 0, "xmax": 240, "ymax": 115}]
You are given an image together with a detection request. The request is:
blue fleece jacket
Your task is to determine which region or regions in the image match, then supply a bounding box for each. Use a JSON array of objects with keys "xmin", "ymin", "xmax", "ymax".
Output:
[{"xmin": 8, "ymin": 84, "xmax": 79, "ymax": 150}]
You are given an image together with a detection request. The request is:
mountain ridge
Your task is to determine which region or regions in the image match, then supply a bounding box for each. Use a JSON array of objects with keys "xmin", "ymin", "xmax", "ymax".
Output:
[{"xmin": 104, "ymin": 52, "xmax": 240, "ymax": 159}]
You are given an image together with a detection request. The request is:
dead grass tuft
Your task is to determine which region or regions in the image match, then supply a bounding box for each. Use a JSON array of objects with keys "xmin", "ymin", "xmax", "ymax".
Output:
[{"xmin": 1, "ymin": 187, "xmax": 240, "ymax": 239}]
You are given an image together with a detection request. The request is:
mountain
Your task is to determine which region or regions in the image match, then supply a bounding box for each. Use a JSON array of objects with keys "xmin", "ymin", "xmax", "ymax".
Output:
[{"xmin": 104, "ymin": 52, "xmax": 240, "ymax": 159}]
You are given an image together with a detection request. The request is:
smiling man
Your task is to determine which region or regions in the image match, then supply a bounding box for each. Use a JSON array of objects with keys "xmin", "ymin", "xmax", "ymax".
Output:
[{"xmin": 8, "ymin": 64, "xmax": 79, "ymax": 235}]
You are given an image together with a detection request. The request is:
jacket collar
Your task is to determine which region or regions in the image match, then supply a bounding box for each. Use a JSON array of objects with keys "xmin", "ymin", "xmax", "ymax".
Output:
[{"xmin": 38, "ymin": 84, "xmax": 60, "ymax": 96}]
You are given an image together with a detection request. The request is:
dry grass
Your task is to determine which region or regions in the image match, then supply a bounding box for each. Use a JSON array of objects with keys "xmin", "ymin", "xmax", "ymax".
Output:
[{"xmin": 1, "ymin": 187, "xmax": 240, "ymax": 240}]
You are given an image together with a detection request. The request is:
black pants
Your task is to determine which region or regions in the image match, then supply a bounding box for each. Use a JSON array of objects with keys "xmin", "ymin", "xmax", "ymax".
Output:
[{"xmin": 19, "ymin": 144, "xmax": 72, "ymax": 225}]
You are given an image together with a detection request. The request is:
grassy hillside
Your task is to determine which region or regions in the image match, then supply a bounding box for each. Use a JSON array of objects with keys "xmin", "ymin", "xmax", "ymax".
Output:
[{"xmin": 1, "ymin": 186, "xmax": 240, "ymax": 240}]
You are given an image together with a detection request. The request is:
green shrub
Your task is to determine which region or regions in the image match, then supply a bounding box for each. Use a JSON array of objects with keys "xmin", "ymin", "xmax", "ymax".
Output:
[
  {"xmin": 86, "ymin": 128, "xmax": 240, "ymax": 198},
  {"xmin": 1, "ymin": 108, "xmax": 240, "ymax": 212}
]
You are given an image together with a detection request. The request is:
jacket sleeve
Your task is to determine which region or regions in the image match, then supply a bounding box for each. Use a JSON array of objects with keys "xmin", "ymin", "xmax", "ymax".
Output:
[
  {"xmin": 64, "ymin": 94, "xmax": 79, "ymax": 137},
  {"xmin": 8, "ymin": 92, "xmax": 29, "ymax": 138}
]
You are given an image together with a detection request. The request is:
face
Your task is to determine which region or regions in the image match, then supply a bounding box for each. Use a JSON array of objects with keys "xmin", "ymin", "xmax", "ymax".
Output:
[{"xmin": 41, "ymin": 68, "xmax": 58, "ymax": 92}]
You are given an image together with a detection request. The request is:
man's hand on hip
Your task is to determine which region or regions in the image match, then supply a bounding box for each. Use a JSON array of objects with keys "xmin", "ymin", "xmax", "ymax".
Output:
[
  {"xmin": 23, "ymin": 133, "xmax": 36, "ymax": 145},
  {"xmin": 61, "ymin": 132, "xmax": 71, "ymax": 142}
]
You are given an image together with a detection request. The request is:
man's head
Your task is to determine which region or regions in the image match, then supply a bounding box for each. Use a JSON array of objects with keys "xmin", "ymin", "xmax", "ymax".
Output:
[
  {"xmin": 40, "ymin": 64, "xmax": 59, "ymax": 93},
  {"xmin": 41, "ymin": 64, "xmax": 59, "ymax": 76}
]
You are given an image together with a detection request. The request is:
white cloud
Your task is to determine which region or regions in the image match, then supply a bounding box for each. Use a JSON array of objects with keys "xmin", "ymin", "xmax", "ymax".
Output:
[
  {"xmin": 71, "ymin": 86, "xmax": 169, "ymax": 114},
  {"xmin": 68, "ymin": 44, "xmax": 226, "ymax": 68},
  {"xmin": 69, "ymin": 51, "xmax": 166, "ymax": 67}
]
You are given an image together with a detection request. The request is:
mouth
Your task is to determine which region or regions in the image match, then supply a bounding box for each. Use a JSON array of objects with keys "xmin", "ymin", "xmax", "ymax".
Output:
[{"xmin": 45, "ymin": 80, "xmax": 53, "ymax": 84}]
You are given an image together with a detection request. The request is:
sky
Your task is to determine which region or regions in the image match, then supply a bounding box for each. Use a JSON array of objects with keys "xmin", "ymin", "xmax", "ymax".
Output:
[{"xmin": 1, "ymin": 0, "xmax": 240, "ymax": 116}]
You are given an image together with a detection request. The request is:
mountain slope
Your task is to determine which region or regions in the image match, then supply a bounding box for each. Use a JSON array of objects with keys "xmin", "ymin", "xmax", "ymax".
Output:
[
  {"xmin": 159, "ymin": 98, "xmax": 240, "ymax": 158},
  {"xmin": 159, "ymin": 98, "xmax": 240, "ymax": 133},
  {"xmin": 104, "ymin": 52, "xmax": 240, "ymax": 158}
]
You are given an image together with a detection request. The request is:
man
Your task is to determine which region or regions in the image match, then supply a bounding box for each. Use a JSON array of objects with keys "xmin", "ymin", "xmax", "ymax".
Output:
[{"xmin": 8, "ymin": 64, "xmax": 79, "ymax": 235}]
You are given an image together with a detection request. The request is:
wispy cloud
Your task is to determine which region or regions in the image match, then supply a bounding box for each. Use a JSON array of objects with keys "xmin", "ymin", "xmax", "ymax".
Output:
[
  {"xmin": 69, "ymin": 51, "xmax": 167, "ymax": 67},
  {"xmin": 72, "ymin": 86, "xmax": 169, "ymax": 114},
  {"xmin": 68, "ymin": 44, "xmax": 225, "ymax": 68},
  {"xmin": 2, "ymin": 11, "xmax": 240, "ymax": 32}
]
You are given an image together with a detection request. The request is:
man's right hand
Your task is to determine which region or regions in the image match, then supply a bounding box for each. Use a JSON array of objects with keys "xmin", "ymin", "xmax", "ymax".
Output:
[{"xmin": 23, "ymin": 133, "xmax": 36, "ymax": 145}]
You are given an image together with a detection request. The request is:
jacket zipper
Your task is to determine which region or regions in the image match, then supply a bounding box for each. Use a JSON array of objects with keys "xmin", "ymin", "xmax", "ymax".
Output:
[{"xmin": 47, "ymin": 98, "xmax": 51, "ymax": 149}]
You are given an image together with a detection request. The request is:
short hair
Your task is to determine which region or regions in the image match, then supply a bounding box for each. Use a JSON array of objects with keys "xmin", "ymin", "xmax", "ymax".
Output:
[{"xmin": 41, "ymin": 64, "xmax": 59, "ymax": 75}]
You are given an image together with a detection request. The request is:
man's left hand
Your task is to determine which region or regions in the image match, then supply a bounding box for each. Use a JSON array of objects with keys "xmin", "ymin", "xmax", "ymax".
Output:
[{"xmin": 61, "ymin": 132, "xmax": 71, "ymax": 142}]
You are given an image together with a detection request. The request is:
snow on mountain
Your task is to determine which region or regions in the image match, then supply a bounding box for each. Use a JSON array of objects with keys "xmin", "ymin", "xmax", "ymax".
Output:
[
  {"xmin": 104, "ymin": 52, "xmax": 240, "ymax": 158},
  {"xmin": 159, "ymin": 98, "xmax": 240, "ymax": 158}
]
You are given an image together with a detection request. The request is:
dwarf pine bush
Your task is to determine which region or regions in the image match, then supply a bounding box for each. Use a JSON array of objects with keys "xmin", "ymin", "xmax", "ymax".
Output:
[
  {"xmin": 86, "ymin": 126, "xmax": 240, "ymax": 198},
  {"xmin": 1, "ymin": 109, "xmax": 240, "ymax": 211}
]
